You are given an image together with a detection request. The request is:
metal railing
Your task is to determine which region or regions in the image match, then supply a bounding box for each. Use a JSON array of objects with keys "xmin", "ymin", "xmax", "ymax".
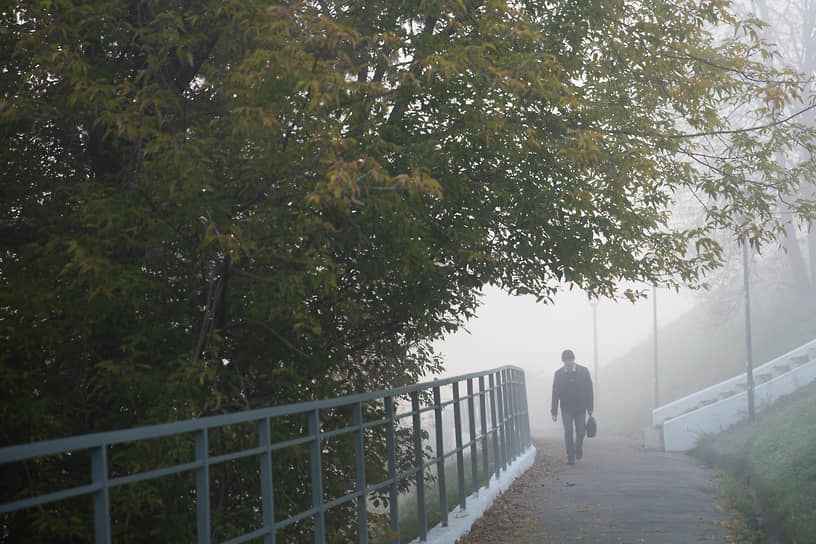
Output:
[{"xmin": 0, "ymin": 366, "xmax": 531, "ymax": 543}]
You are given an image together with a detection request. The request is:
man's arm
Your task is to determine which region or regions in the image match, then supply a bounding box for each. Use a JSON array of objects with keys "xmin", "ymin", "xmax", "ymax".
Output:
[
  {"xmin": 585, "ymin": 367, "xmax": 594, "ymax": 415},
  {"xmin": 551, "ymin": 372, "xmax": 559, "ymax": 421}
]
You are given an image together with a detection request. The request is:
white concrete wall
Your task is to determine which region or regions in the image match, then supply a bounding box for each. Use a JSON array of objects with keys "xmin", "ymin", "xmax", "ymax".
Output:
[
  {"xmin": 653, "ymin": 338, "xmax": 816, "ymax": 427},
  {"xmin": 661, "ymin": 358, "xmax": 816, "ymax": 451}
]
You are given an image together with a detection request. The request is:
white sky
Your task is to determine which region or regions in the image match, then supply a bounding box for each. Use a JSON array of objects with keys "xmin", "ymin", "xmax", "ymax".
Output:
[{"xmin": 433, "ymin": 284, "xmax": 697, "ymax": 382}]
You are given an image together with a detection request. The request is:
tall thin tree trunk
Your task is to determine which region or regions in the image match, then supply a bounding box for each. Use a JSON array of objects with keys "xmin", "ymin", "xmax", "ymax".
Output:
[
  {"xmin": 784, "ymin": 223, "xmax": 811, "ymax": 295},
  {"xmin": 808, "ymin": 224, "xmax": 816, "ymax": 293}
]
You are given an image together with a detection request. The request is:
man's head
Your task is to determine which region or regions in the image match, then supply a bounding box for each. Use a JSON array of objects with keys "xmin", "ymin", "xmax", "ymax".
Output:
[{"xmin": 561, "ymin": 349, "xmax": 575, "ymax": 366}]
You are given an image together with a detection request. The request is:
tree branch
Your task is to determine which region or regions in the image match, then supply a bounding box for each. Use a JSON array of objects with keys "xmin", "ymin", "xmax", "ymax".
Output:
[{"xmin": 603, "ymin": 103, "xmax": 816, "ymax": 139}]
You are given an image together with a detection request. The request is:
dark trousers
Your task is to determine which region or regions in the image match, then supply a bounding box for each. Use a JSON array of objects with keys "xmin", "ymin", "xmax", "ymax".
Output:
[{"xmin": 561, "ymin": 409, "xmax": 586, "ymax": 462}]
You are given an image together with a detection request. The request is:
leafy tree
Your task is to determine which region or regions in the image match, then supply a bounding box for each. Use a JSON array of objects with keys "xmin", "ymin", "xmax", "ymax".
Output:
[
  {"xmin": 686, "ymin": 0, "xmax": 816, "ymax": 301},
  {"xmin": 2, "ymin": 0, "xmax": 816, "ymax": 541},
  {"xmin": 745, "ymin": 0, "xmax": 816, "ymax": 296}
]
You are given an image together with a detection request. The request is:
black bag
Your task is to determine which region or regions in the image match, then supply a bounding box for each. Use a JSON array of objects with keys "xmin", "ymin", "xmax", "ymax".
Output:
[{"xmin": 585, "ymin": 415, "xmax": 597, "ymax": 438}]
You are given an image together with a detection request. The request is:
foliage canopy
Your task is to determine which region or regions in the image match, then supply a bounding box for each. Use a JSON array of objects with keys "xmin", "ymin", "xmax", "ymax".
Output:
[{"xmin": 2, "ymin": 0, "xmax": 816, "ymax": 540}]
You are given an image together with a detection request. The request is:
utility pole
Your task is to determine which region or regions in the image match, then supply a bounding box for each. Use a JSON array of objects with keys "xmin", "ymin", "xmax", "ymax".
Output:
[
  {"xmin": 591, "ymin": 300, "xmax": 599, "ymax": 410},
  {"xmin": 742, "ymin": 237, "xmax": 756, "ymax": 421},
  {"xmin": 652, "ymin": 286, "xmax": 659, "ymax": 409}
]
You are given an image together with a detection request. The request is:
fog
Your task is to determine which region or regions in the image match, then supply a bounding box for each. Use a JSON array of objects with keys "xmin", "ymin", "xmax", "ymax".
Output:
[
  {"xmin": 431, "ymin": 236, "xmax": 815, "ymax": 437},
  {"xmin": 432, "ymin": 284, "xmax": 700, "ymax": 434},
  {"xmin": 434, "ymin": 284, "xmax": 695, "ymax": 381}
]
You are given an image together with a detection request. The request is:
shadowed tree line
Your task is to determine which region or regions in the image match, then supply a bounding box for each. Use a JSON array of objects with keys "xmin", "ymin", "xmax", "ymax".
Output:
[{"xmin": 2, "ymin": 0, "xmax": 816, "ymax": 541}]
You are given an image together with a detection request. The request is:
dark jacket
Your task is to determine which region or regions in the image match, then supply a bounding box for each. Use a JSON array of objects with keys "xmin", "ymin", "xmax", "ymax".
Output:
[{"xmin": 551, "ymin": 363, "xmax": 594, "ymax": 416}]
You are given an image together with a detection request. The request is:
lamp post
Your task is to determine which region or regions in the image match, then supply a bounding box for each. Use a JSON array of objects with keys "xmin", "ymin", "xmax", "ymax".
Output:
[
  {"xmin": 591, "ymin": 300, "xmax": 599, "ymax": 409},
  {"xmin": 742, "ymin": 236, "xmax": 756, "ymax": 422},
  {"xmin": 652, "ymin": 285, "xmax": 659, "ymax": 409}
]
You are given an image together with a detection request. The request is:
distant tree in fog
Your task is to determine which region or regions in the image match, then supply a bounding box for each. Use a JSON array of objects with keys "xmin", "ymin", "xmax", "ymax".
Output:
[{"xmin": 749, "ymin": 0, "xmax": 816, "ymax": 297}]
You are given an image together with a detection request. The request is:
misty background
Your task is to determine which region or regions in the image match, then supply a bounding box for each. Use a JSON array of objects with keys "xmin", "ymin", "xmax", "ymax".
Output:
[
  {"xmin": 434, "ymin": 236, "xmax": 816, "ymax": 438},
  {"xmin": 434, "ymin": 283, "xmax": 693, "ymax": 380}
]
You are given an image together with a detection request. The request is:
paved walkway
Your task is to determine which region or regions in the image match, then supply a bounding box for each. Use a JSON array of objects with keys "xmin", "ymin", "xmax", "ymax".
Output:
[{"xmin": 458, "ymin": 433, "xmax": 738, "ymax": 543}]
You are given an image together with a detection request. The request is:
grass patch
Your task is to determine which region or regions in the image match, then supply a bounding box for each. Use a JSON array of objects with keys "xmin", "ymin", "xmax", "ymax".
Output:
[
  {"xmin": 692, "ymin": 381, "xmax": 816, "ymax": 544},
  {"xmin": 714, "ymin": 469, "xmax": 766, "ymax": 543}
]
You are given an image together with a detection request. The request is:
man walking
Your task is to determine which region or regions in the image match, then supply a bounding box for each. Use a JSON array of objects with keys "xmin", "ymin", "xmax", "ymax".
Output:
[{"xmin": 551, "ymin": 349, "xmax": 594, "ymax": 465}]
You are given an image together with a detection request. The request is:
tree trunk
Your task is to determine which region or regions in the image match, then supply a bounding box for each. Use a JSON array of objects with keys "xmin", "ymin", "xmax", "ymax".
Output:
[{"xmin": 784, "ymin": 223, "xmax": 811, "ymax": 296}]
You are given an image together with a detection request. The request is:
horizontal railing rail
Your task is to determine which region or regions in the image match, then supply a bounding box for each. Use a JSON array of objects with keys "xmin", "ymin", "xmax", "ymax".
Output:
[{"xmin": 0, "ymin": 366, "xmax": 531, "ymax": 543}]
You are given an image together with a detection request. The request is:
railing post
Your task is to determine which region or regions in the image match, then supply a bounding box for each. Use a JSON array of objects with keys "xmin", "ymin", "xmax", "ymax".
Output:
[
  {"xmin": 411, "ymin": 391, "xmax": 427, "ymax": 542},
  {"xmin": 432, "ymin": 386, "xmax": 448, "ymax": 527},
  {"xmin": 384, "ymin": 396, "xmax": 399, "ymax": 543},
  {"xmin": 489, "ymin": 373, "xmax": 500, "ymax": 479},
  {"xmin": 514, "ymin": 370, "xmax": 523, "ymax": 455},
  {"xmin": 258, "ymin": 419, "xmax": 276, "ymax": 544},
  {"xmin": 194, "ymin": 429, "xmax": 211, "ymax": 544},
  {"xmin": 466, "ymin": 378, "xmax": 478, "ymax": 496},
  {"xmin": 90, "ymin": 445, "xmax": 111, "ymax": 544},
  {"xmin": 506, "ymin": 370, "xmax": 518, "ymax": 459},
  {"xmin": 308, "ymin": 409, "xmax": 326, "ymax": 544},
  {"xmin": 479, "ymin": 376, "xmax": 489, "ymax": 490},
  {"xmin": 522, "ymin": 374, "xmax": 532, "ymax": 449},
  {"xmin": 353, "ymin": 402, "xmax": 368, "ymax": 544},
  {"xmin": 512, "ymin": 370, "xmax": 521, "ymax": 457},
  {"xmin": 496, "ymin": 371, "xmax": 507, "ymax": 472},
  {"xmin": 452, "ymin": 382, "xmax": 466, "ymax": 510},
  {"xmin": 515, "ymin": 371, "xmax": 523, "ymax": 454},
  {"xmin": 521, "ymin": 370, "xmax": 531, "ymax": 448}
]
